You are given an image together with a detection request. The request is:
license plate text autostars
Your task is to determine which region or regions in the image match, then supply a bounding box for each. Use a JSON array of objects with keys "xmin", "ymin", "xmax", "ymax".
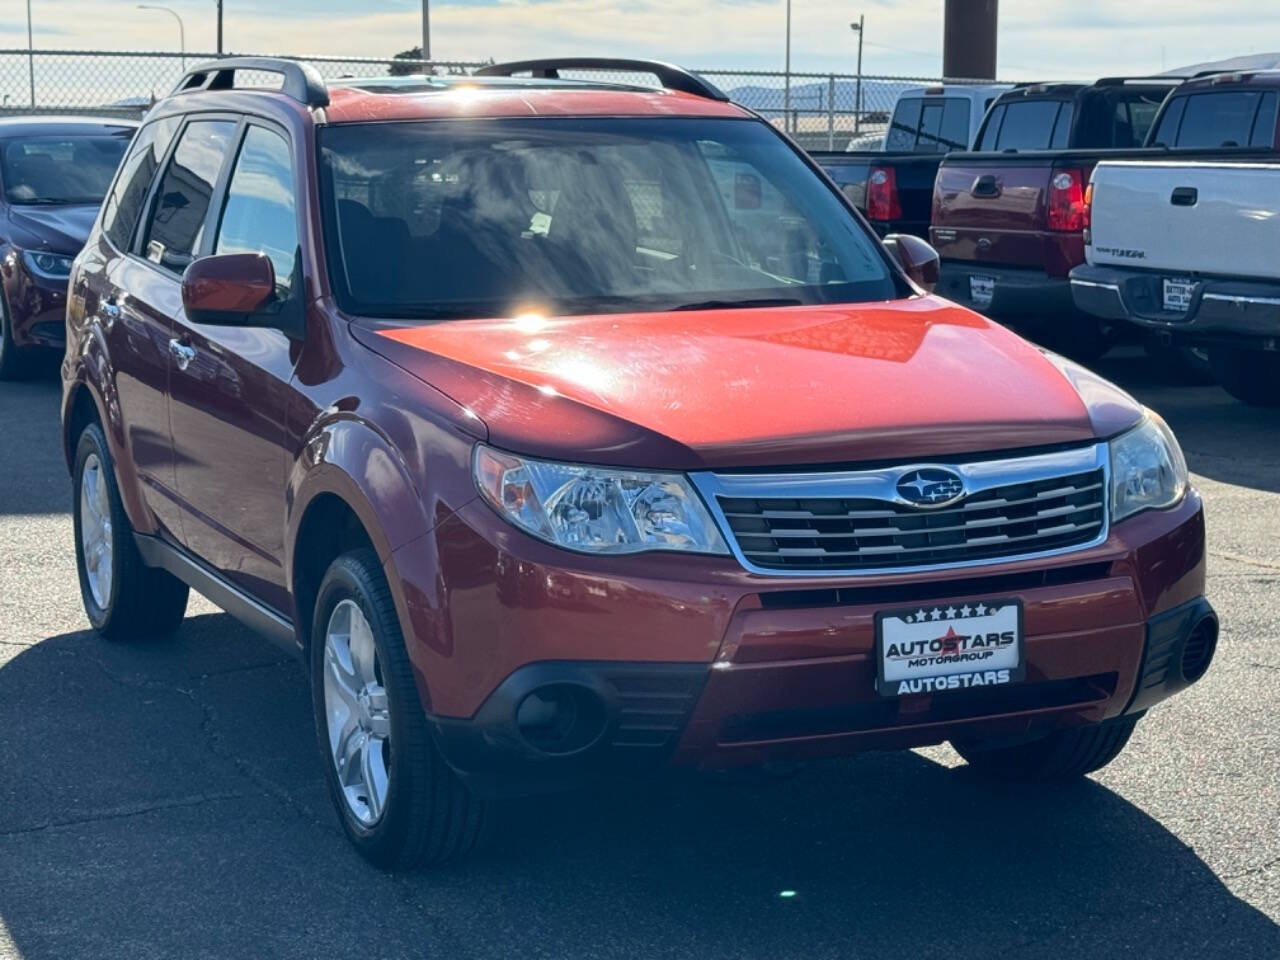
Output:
[{"xmin": 885, "ymin": 628, "xmax": 1015, "ymax": 695}]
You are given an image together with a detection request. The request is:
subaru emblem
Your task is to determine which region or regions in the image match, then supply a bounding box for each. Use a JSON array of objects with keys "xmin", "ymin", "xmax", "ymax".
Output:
[{"xmin": 896, "ymin": 468, "xmax": 966, "ymax": 509}]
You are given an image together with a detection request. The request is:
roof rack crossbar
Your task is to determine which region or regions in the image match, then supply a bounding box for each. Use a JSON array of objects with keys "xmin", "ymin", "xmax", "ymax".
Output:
[
  {"xmin": 475, "ymin": 58, "xmax": 729, "ymax": 101},
  {"xmin": 173, "ymin": 57, "xmax": 330, "ymax": 108}
]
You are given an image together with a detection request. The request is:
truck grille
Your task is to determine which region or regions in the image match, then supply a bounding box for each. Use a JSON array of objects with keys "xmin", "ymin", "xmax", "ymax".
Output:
[{"xmin": 693, "ymin": 445, "xmax": 1109, "ymax": 576}]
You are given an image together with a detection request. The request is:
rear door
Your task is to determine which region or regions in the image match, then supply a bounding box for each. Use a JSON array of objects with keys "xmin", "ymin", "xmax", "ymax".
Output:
[
  {"xmin": 81, "ymin": 115, "xmax": 184, "ymax": 540},
  {"xmin": 166, "ymin": 119, "xmax": 301, "ymax": 611}
]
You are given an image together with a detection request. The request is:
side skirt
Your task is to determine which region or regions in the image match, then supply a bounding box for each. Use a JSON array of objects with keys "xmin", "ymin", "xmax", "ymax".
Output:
[{"xmin": 134, "ymin": 533, "xmax": 300, "ymax": 654}]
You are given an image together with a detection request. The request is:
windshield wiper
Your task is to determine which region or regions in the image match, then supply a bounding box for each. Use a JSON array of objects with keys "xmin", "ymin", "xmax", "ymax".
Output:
[{"xmin": 670, "ymin": 297, "xmax": 803, "ymax": 311}]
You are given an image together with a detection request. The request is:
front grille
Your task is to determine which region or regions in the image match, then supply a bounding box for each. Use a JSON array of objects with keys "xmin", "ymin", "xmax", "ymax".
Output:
[{"xmin": 708, "ymin": 456, "xmax": 1107, "ymax": 574}]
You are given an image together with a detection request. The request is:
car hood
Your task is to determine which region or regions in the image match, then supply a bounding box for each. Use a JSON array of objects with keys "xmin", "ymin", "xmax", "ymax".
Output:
[
  {"xmin": 354, "ymin": 297, "xmax": 1143, "ymax": 469},
  {"xmin": 6, "ymin": 203, "xmax": 99, "ymax": 253}
]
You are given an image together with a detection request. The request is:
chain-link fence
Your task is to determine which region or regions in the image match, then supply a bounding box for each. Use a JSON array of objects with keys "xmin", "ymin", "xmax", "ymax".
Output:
[{"xmin": 1, "ymin": 49, "xmax": 1001, "ymax": 150}]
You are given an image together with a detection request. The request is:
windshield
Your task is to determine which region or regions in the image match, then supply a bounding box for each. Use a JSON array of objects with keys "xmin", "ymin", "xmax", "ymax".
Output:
[
  {"xmin": 0, "ymin": 131, "xmax": 132, "ymax": 205},
  {"xmin": 318, "ymin": 117, "xmax": 898, "ymax": 320}
]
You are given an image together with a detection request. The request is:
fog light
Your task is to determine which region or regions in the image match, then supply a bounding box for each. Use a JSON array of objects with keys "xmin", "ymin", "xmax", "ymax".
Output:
[{"xmin": 515, "ymin": 684, "xmax": 607, "ymax": 755}]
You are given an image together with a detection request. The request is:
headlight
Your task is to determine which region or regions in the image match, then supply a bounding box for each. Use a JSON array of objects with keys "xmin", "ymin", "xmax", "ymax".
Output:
[
  {"xmin": 1109, "ymin": 411, "xmax": 1188, "ymax": 522},
  {"xmin": 473, "ymin": 444, "xmax": 728, "ymax": 556},
  {"xmin": 22, "ymin": 250, "xmax": 74, "ymax": 280}
]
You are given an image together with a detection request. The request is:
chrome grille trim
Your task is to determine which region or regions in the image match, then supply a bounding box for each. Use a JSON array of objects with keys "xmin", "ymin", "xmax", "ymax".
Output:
[{"xmin": 689, "ymin": 443, "xmax": 1110, "ymax": 577}]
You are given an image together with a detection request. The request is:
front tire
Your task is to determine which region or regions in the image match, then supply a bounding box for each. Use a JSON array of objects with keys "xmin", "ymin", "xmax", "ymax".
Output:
[
  {"xmin": 73, "ymin": 422, "xmax": 189, "ymax": 639},
  {"xmin": 0, "ymin": 292, "xmax": 32, "ymax": 381},
  {"xmin": 311, "ymin": 549, "xmax": 484, "ymax": 869},
  {"xmin": 951, "ymin": 714, "xmax": 1140, "ymax": 782}
]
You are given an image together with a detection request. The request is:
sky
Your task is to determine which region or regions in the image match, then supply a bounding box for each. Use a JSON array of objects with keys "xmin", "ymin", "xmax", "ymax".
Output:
[{"xmin": 4, "ymin": 0, "xmax": 1280, "ymax": 79}]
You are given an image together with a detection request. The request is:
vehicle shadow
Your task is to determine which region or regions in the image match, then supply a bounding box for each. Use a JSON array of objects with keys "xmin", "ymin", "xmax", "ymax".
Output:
[
  {"xmin": 0, "ymin": 616, "xmax": 1276, "ymax": 959},
  {"xmin": 0, "ymin": 376, "xmax": 70, "ymax": 515}
]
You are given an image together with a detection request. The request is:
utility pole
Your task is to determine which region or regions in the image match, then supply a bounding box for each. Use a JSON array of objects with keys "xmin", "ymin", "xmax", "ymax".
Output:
[
  {"xmin": 783, "ymin": 0, "xmax": 791, "ymax": 133},
  {"xmin": 421, "ymin": 0, "xmax": 431, "ymax": 62},
  {"xmin": 850, "ymin": 15, "xmax": 864, "ymax": 135},
  {"xmin": 216, "ymin": 0, "xmax": 223, "ymax": 55},
  {"xmin": 942, "ymin": 0, "xmax": 997, "ymax": 79},
  {"xmin": 26, "ymin": 0, "xmax": 35, "ymax": 108}
]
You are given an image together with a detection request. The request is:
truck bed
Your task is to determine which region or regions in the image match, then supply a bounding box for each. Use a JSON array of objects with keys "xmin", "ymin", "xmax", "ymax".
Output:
[{"xmin": 810, "ymin": 151, "xmax": 950, "ymax": 239}]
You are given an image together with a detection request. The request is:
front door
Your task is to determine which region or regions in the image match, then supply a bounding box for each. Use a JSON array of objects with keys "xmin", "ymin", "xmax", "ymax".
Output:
[{"xmin": 163, "ymin": 121, "xmax": 302, "ymax": 612}]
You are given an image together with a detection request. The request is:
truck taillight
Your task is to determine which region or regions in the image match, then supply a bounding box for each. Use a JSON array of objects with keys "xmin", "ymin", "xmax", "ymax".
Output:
[
  {"xmin": 1082, "ymin": 182, "xmax": 1093, "ymax": 230},
  {"xmin": 867, "ymin": 165, "xmax": 901, "ymax": 221},
  {"xmin": 1048, "ymin": 168, "xmax": 1087, "ymax": 233}
]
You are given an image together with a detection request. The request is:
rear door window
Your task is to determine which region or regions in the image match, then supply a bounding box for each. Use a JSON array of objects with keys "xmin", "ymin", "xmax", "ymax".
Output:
[
  {"xmin": 994, "ymin": 100, "xmax": 1066, "ymax": 150},
  {"xmin": 141, "ymin": 119, "xmax": 237, "ymax": 274},
  {"xmin": 101, "ymin": 117, "xmax": 180, "ymax": 251},
  {"xmin": 939, "ymin": 98, "xmax": 970, "ymax": 150},
  {"xmin": 1171, "ymin": 90, "xmax": 1277, "ymax": 147}
]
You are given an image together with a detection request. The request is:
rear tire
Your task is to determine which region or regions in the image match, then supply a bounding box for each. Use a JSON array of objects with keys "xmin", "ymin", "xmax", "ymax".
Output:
[
  {"xmin": 1210, "ymin": 348, "xmax": 1280, "ymax": 406},
  {"xmin": 1144, "ymin": 339, "xmax": 1215, "ymax": 385},
  {"xmin": 311, "ymin": 549, "xmax": 484, "ymax": 870},
  {"xmin": 73, "ymin": 422, "xmax": 189, "ymax": 639},
  {"xmin": 951, "ymin": 714, "xmax": 1140, "ymax": 782},
  {"xmin": 0, "ymin": 293, "xmax": 33, "ymax": 381}
]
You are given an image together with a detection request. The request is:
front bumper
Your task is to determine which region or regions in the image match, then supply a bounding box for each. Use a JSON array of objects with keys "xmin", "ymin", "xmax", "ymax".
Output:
[
  {"xmin": 396, "ymin": 490, "xmax": 1209, "ymax": 796},
  {"xmin": 937, "ymin": 261, "xmax": 1075, "ymax": 322},
  {"xmin": 1, "ymin": 253, "xmax": 68, "ymax": 350},
  {"xmin": 1071, "ymin": 263, "xmax": 1280, "ymax": 348}
]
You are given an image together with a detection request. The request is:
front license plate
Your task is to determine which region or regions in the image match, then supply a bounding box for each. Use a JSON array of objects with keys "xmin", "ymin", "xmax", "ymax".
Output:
[
  {"xmin": 875, "ymin": 599, "xmax": 1024, "ymax": 697},
  {"xmin": 969, "ymin": 274, "xmax": 996, "ymax": 307},
  {"xmin": 1162, "ymin": 277, "xmax": 1195, "ymax": 312}
]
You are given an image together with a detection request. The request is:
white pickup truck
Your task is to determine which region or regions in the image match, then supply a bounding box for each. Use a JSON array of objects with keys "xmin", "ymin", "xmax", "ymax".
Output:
[{"xmin": 1072, "ymin": 158, "xmax": 1280, "ymax": 404}]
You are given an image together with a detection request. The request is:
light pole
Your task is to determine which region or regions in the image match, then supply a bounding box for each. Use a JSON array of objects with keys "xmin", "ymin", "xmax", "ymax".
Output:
[
  {"xmin": 850, "ymin": 15, "xmax": 864, "ymax": 135},
  {"xmin": 26, "ymin": 0, "xmax": 35, "ymax": 108},
  {"xmin": 783, "ymin": 0, "xmax": 791, "ymax": 133},
  {"xmin": 138, "ymin": 5, "xmax": 186, "ymax": 69},
  {"xmin": 216, "ymin": 0, "xmax": 223, "ymax": 55},
  {"xmin": 421, "ymin": 0, "xmax": 431, "ymax": 62}
]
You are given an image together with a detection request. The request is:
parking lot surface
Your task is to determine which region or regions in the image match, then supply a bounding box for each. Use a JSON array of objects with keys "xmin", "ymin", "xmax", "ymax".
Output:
[{"xmin": 1, "ymin": 353, "xmax": 1277, "ymax": 960}]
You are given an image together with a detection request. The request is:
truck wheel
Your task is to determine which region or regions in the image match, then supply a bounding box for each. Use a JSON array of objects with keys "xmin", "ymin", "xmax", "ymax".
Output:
[
  {"xmin": 1210, "ymin": 348, "xmax": 1280, "ymax": 406},
  {"xmin": 1144, "ymin": 339, "xmax": 1215, "ymax": 385},
  {"xmin": 951, "ymin": 714, "xmax": 1140, "ymax": 782},
  {"xmin": 0, "ymin": 293, "xmax": 32, "ymax": 381},
  {"xmin": 73, "ymin": 422, "xmax": 189, "ymax": 639},
  {"xmin": 311, "ymin": 549, "xmax": 484, "ymax": 869}
]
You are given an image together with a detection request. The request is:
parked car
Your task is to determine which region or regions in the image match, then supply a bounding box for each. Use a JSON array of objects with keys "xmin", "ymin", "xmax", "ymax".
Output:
[
  {"xmin": 811, "ymin": 83, "xmax": 1011, "ymax": 237},
  {"xmin": 929, "ymin": 78, "xmax": 1178, "ymax": 359},
  {"xmin": 0, "ymin": 116, "xmax": 136, "ymax": 378},
  {"xmin": 64, "ymin": 57, "xmax": 1214, "ymax": 870},
  {"xmin": 1071, "ymin": 72, "xmax": 1280, "ymax": 403}
]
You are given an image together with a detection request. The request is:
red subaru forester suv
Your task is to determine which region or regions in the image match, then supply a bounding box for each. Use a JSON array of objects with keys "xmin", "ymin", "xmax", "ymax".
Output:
[{"xmin": 63, "ymin": 58, "xmax": 1215, "ymax": 869}]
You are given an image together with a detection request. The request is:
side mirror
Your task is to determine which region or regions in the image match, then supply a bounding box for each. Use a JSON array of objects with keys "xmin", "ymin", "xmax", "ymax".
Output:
[
  {"xmin": 883, "ymin": 233, "xmax": 940, "ymax": 293},
  {"xmin": 181, "ymin": 253, "xmax": 277, "ymax": 326}
]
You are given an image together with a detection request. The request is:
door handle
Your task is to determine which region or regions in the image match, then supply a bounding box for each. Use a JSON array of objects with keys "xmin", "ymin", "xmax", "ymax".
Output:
[
  {"xmin": 168, "ymin": 338, "xmax": 196, "ymax": 371},
  {"xmin": 1171, "ymin": 186, "xmax": 1198, "ymax": 206}
]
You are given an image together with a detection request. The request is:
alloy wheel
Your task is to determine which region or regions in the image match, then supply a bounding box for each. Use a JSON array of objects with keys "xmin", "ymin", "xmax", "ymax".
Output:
[
  {"xmin": 323, "ymin": 599, "xmax": 392, "ymax": 826},
  {"xmin": 79, "ymin": 452, "xmax": 114, "ymax": 609}
]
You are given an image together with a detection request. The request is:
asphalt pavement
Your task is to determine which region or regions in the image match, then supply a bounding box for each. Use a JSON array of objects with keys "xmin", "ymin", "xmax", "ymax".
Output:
[{"xmin": 1, "ymin": 351, "xmax": 1277, "ymax": 960}]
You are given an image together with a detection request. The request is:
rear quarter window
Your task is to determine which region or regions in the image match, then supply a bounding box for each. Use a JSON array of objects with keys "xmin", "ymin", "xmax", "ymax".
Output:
[{"xmin": 1160, "ymin": 90, "xmax": 1280, "ymax": 148}]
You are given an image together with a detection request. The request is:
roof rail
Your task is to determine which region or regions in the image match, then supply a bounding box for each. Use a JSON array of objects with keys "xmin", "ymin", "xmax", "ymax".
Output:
[
  {"xmin": 173, "ymin": 57, "xmax": 329, "ymax": 108},
  {"xmin": 1093, "ymin": 75, "xmax": 1185, "ymax": 86},
  {"xmin": 475, "ymin": 58, "xmax": 729, "ymax": 102}
]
